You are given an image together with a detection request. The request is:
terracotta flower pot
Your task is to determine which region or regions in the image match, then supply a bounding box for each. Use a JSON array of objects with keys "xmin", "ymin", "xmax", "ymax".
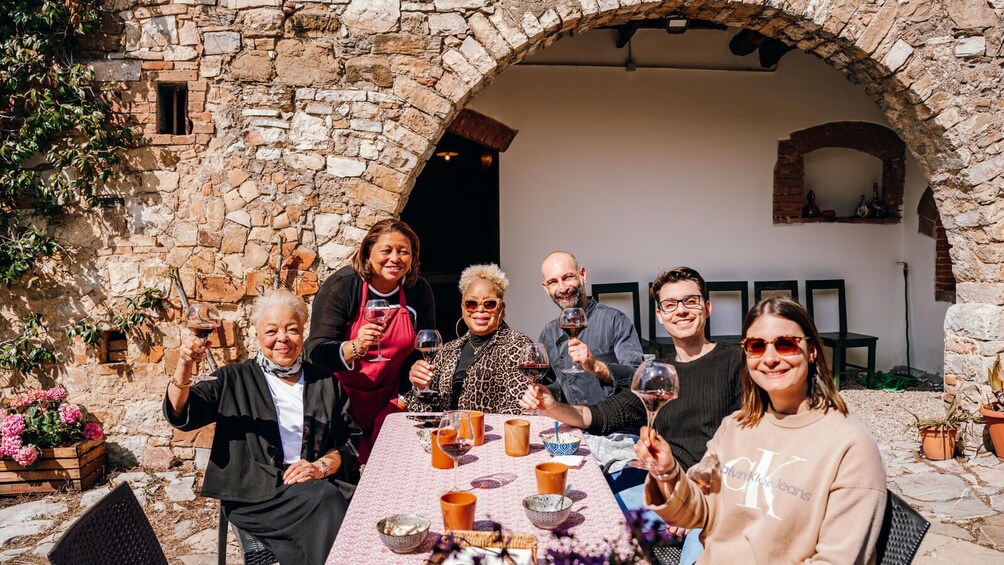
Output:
[
  {"xmin": 979, "ymin": 405, "xmax": 1004, "ymax": 458},
  {"xmin": 919, "ymin": 427, "xmax": 956, "ymax": 460}
]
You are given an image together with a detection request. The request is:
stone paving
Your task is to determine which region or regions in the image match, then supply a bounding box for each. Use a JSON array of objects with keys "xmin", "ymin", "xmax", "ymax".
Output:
[{"xmin": 1, "ymin": 439, "xmax": 1003, "ymax": 563}]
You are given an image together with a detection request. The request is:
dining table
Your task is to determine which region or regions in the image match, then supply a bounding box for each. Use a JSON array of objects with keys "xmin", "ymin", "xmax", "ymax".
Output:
[{"xmin": 326, "ymin": 412, "xmax": 634, "ymax": 563}]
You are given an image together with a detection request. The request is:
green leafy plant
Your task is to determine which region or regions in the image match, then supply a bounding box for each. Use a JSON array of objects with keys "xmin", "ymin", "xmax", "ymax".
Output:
[
  {"xmin": 909, "ymin": 396, "xmax": 970, "ymax": 431},
  {"xmin": 67, "ymin": 287, "xmax": 168, "ymax": 347},
  {"xmin": 0, "ymin": 314, "xmax": 55, "ymax": 375},
  {"xmin": 66, "ymin": 318, "xmax": 104, "ymax": 348},
  {"xmin": 1, "ymin": 386, "xmax": 104, "ymax": 467}
]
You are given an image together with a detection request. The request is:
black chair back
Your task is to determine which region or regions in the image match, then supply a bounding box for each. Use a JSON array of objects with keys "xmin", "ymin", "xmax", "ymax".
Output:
[
  {"xmin": 753, "ymin": 280, "xmax": 799, "ymax": 303},
  {"xmin": 591, "ymin": 282, "xmax": 642, "ymax": 338},
  {"xmin": 704, "ymin": 281, "xmax": 750, "ymax": 341},
  {"xmin": 48, "ymin": 482, "xmax": 168, "ymax": 565},
  {"xmin": 805, "ymin": 279, "xmax": 848, "ymax": 333},
  {"xmin": 876, "ymin": 490, "xmax": 930, "ymax": 565}
]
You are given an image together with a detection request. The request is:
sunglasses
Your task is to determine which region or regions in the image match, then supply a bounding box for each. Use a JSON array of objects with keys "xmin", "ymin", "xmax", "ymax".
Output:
[
  {"xmin": 739, "ymin": 335, "xmax": 807, "ymax": 358},
  {"xmin": 463, "ymin": 299, "xmax": 500, "ymax": 312}
]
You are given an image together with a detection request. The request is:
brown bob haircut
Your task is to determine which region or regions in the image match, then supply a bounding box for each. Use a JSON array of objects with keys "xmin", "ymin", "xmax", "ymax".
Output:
[
  {"xmin": 736, "ymin": 297, "xmax": 847, "ymax": 427},
  {"xmin": 650, "ymin": 266, "xmax": 708, "ymax": 301},
  {"xmin": 351, "ymin": 219, "xmax": 422, "ymax": 288}
]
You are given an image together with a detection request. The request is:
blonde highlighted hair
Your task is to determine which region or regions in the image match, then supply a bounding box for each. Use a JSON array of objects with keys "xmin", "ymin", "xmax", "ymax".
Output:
[{"xmin": 458, "ymin": 263, "xmax": 509, "ymax": 298}]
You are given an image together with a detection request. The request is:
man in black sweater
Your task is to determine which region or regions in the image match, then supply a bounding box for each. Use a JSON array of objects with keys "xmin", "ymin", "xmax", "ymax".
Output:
[{"xmin": 521, "ymin": 267, "xmax": 742, "ymax": 557}]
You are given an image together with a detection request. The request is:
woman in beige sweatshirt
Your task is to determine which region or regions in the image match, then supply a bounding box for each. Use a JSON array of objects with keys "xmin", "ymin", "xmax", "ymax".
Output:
[{"xmin": 635, "ymin": 297, "xmax": 886, "ymax": 564}]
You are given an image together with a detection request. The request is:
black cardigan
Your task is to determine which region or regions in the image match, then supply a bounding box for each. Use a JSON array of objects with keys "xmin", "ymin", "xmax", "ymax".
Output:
[
  {"xmin": 163, "ymin": 360, "xmax": 361, "ymax": 503},
  {"xmin": 305, "ymin": 265, "xmax": 436, "ymax": 374}
]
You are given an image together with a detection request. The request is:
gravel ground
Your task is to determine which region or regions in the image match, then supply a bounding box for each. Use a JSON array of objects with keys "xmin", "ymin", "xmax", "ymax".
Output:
[{"xmin": 841, "ymin": 386, "xmax": 946, "ymax": 447}]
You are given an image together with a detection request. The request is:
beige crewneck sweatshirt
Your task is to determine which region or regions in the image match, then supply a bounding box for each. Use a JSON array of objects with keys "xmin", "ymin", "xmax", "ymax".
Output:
[{"xmin": 644, "ymin": 407, "xmax": 886, "ymax": 564}]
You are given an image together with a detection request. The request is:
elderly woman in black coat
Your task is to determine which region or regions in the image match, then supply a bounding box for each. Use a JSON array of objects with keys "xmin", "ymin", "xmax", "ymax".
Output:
[{"xmin": 164, "ymin": 289, "xmax": 360, "ymax": 565}]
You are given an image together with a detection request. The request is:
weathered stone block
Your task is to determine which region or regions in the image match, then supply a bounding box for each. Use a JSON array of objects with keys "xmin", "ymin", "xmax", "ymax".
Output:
[
  {"xmin": 342, "ymin": 0, "xmax": 399, "ymax": 35},
  {"xmin": 290, "ymin": 6, "xmax": 340, "ymax": 33},
  {"xmin": 283, "ymin": 152, "xmax": 326, "ymax": 171},
  {"xmin": 203, "ymin": 31, "xmax": 241, "ymax": 55},
  {"xmin": 434, "ymin": 0, "xmax": 485, "ymax": 9},
  {"xmin": 429, "ymin": 13, "xmax": 467, "ymax": 35},
  {"xmin": 290, "ymin": 111, "xmax": 330, "ymax": 149},
  {"xmin": 945, "ymin": 304, "xmax": 1004, "ymax": 341},
  {"xmin": 947, "ymin": 0, "xmax": 999, "ymax": 29},
  {"xmin": 89, "ymin": 60, "xmax": 142, "ymax": 82},
  {"xmin": 318, "ymin": 240, "xmax": 354, "ymax": 266},
  {"xmin": 275, "ymin": 39, "xmax": 341, "ymax": 86},
  {"xmin": 196, "ymin": 275, "xmax": 245, "ymax": 303},
  {"xmin": 140, "ymin": 171, "xmax": 180, "ymax": 193},
  {"xmin": 955, "ymin": 36, "xmax": 986, "ymax": 57},
  {"xmin": 373, "ymin": 34, "xmax": 439, "ymax": 56},
  {"xmin": 238, "ymin": 8, "xmax": 285, "ymax": 38},
  {"xmin": 326, "ymin": 156, "xmax": 366, "ymax": 177},
  {"xmin": 220, "ymin": 226, "xmax": 248, "ymax": 254}
]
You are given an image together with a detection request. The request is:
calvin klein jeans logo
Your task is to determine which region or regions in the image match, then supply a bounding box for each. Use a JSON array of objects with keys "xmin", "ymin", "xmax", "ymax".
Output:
[{"xmin": 722, "ymin": 449, "xmax": 807, "ymax": 520}]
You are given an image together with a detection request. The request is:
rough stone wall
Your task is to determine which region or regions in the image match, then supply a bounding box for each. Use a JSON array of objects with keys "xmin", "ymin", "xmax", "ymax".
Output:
[{"xmin": 2, "ymin": 0, "xmax": 1002, "ymax": 467}]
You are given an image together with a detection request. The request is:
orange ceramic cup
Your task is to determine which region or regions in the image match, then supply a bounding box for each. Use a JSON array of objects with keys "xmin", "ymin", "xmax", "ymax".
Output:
[
  {"xmin": 468, "ymin": 410, "xmax": 485, "ymax": 446},
  {"xmin": 504, "ymin": 418, "xmax": 530, "ymax": 457},
  {"xmin": 440, "ymin": 491, "xmax": 477, "ymax": 530},
  {"xmin": 431, "ymin": 429, "xmax": 458, "ymax": 469},
  {"xmin": 535, "ymin": 461, "xmax": 568, "ymax": 495}
]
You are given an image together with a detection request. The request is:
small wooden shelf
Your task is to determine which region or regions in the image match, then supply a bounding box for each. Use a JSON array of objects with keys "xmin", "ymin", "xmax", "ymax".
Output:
[{"xmin": 799, "ymin": 216, "xmax": 900, "ymax": 224}]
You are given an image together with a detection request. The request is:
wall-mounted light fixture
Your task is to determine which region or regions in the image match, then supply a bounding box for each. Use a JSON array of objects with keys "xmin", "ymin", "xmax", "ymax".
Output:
[
  {"xmin": 665, "ymin": 18, "xmax": 688, "ymax": 34},
  {"xmin": 480, "ymin": 152, "xmax": 493, "ymax": 169},
  {"xmin": 436, "ymin": 150, "xmax": 459, "ymax": 162}
]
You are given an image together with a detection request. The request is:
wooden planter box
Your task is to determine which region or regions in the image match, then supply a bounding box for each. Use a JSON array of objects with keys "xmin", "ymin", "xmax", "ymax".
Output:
[{"xmin": 0, "ymin": 439, "xmax": 106, "ymax": 496}]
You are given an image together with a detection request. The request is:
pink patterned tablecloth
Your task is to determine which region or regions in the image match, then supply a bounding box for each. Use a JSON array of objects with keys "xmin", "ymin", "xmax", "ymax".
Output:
[{"xmin": 326, "ymin": 413, "xmax": 631, "ymax": 563}]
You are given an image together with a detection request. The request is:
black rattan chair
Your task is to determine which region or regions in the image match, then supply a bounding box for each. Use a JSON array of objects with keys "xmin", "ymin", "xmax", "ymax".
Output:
[
  {"xmin": 876, "ymin": 490, "xmax": 930, "ymax": 565},
  {"xmin": 48, "ymin": 482, "xmax": 168, "ymax": 565},
  {"xmin": 218, "ymin": 508, "xmax": 279, "ymax": 565}
]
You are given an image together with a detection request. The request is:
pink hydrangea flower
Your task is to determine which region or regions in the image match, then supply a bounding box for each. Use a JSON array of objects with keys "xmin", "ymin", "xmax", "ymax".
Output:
[
  {"xmin": 82, "ymin": 422, "xmax": 104, "ymax": 441},
  {"xmin": 45, "ymin": 387, "xmax": 68, "ymax": 403},
  {"xmin": 58, "ymin": 403, "xmax": 82, "ymax": 425},
  {"xmin": 13, "ymin": 444, "xmax": 39, "ymax": 467},
  {"xmin": 2, "ymin": 413, "xmax": 26, "ymax": 438},
  {"xmin": 1, "ymin": 435, "xmax": 22, "ymax": 457}
]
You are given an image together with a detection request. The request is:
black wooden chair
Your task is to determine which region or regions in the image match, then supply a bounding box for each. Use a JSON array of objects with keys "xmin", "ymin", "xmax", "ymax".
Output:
[
  {"xmin": 703, "ymin": 281, "xmax": 749, "ymax": 344},
  {"xmin": 877, "ymin": 490, "xmax": 930, "ymax": 564},
  {"xmin": 753, "ymin": 280, "xmax": 799, "ymax": 303},
  {"xmin": 805, "ymin": 279, "xmax": 878, "ymax": 388},
  {"xmin": 646, "ymin": 282, "xmax": 676, "ymax": 358},
  {"xmin": 48, "ymin": 482, "xmax": 168, "ymax": 565},
  {"xmin": 592, "ymin": 282, "xmax": 655, "ymax": 353},
  {"xmin": 219, "ymin": 508, "xmax": 279, "ymax": 565}
]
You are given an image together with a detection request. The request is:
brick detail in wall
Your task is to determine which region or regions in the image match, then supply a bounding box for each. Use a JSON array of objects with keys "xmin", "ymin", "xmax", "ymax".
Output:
[
  {"xmin": 115, "ymin": 62, "xmax": 214, "ymax": 147},
  {"xmin": 446, "ymin": 109, "xmax": 518, "ymax": 152},
  {"xmin": 917, "ymin": 186, "xmax": 956, "ymax": 303},
  {"xmin": 773, "ymin": 121, "xmax": 906, "ymax": 224}
]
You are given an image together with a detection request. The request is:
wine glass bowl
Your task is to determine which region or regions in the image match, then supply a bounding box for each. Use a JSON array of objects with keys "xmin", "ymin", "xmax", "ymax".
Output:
[
  {"xmin": 185, "ymin": 303, "xmax": 221, "ymax": 381},
  {"xmin": 628, "ymin": 360, "xmax": 679, "ymax": 471},
  {"xmin": 437, "ymin": 411, "xmax": 474, "ymax": 491},
  {"xmin": 414, "ymin": 329, "xmax": 443, "ymax": 399},
  {"xmin": 557, "ymin": 307, "xmax": 588, "ymax": 374},
  {"xmin": 517, "ymin": 343, "xmax": 550, "ymax": 415},
  {"xmin": 364, "ymin": 299, "xmax": 397, "ymax": 362}
]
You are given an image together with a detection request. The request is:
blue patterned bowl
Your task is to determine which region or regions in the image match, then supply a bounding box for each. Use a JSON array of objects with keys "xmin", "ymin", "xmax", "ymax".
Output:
[
  {"xmin": 376, "ymin": 513, "xmax": 430, "ymax": 553},
  {"xmin": 523, "ymin": 494, "xmax": 573, "ymax": 529},
  {"xmin": 542, "ymin": 433, "xmax": 581, "ymax": 456}
]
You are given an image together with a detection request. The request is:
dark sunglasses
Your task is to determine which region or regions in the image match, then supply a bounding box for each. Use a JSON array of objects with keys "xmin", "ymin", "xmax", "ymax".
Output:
[
  {"xmin": 740, "ymin": 335, "xmax": 807, "ymax": 358},
  {"xmin": 463, "ymin": 299, "xmax": 500, "ymax": 312}
]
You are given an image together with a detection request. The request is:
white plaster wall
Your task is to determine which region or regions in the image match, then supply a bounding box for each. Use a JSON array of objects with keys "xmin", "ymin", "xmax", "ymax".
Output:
[{"xmin": 467, "ymin": 33, "xmax": 950, "ymax": 375}]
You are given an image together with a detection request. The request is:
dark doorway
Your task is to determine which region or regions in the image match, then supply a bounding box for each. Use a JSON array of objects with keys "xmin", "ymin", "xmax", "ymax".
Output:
[{"xmin": 402, "ymin": 132, "xmax": 500, "ymax": 340}]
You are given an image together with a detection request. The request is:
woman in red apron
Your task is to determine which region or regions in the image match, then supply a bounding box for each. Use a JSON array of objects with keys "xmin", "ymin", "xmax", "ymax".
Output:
[{"xmin": 305, "ymin": 219, "xmax": 436, "ymax": 462}]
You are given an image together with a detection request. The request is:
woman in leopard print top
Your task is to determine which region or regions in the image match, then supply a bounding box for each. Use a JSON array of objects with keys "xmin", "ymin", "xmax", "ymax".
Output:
[{"xmin": 405, "ymin": 263, "xmax": 533, "ymax": 414}]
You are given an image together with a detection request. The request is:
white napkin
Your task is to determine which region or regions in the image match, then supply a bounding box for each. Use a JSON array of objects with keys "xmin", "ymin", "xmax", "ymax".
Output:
[
  {"xmin": 552, "ymin": 454, "xmax": 585, "ymax": 467},
  {"xmin": 439, "ymin": 547, "xmax": 533, "ymax": 565}
]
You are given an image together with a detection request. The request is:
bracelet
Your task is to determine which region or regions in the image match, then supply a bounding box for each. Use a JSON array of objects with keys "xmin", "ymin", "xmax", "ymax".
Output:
[
  {"xmin": 653, "ymin": 471, "xmax": 675, "ymax": 482},
  {"xmin": 350, "ymin": 340, "xmax": 361, "ymax": 359},
  {"xmin": 169, "ymin": 375, "xmax": 194, "ymax": 389},
  {"xmin": 317, "ymin": 459, "xmax": 330, "ymax": 477}
]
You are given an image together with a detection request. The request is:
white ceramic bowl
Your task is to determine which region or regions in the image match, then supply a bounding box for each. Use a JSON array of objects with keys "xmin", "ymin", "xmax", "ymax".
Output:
[
  {"xmin": 522, "ymin": 494, "xmax": 573, "ymax": 529},
  {"xmin": 376, "ymin": 513, "xmax": 430, "ymax": 553}
]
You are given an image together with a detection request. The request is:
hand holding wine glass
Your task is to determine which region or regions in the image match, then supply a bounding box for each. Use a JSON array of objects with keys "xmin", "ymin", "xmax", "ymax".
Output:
[
  {"xmin": 185, "ymin": 303, "xmax": 221, "ymax": 381},
  {"xmin": 437, "ymin": 411, "xmax": 474, "ymax": 491},
  {"xmin": 414, "ymin": 329, "xmax": 443, "ymax": 399},
  {"xmin": 517, "ymin": 343, "xmax": 549, "ymax": 415},
  {"xmin": 558, "ymin": 307, "xmax": 588, "ymax": 373},
  {"xmin": 363, "ymin": 299, "xmax": 398, "ymax": 362},
  {"xmin": 628, "ymin": 360, "xmax": 679, "ymax": 471}
]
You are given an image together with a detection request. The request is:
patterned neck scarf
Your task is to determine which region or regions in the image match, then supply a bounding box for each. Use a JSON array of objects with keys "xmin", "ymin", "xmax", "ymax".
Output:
[{"xmin": 255, "ymin": 351, "xmax": 303, "ymax": 380}]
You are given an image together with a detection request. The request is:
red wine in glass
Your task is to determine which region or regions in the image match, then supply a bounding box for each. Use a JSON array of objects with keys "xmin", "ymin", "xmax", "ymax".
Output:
[
  {"xmin": 558, "ymin": 307, "xmax": 588, "ymax": 373},
  {"xmin": 517, "ymin": 363, "xmax": 549, "ymax": 382},
  {"xmin": 414, "ymin": 329, "xmax": 442, "ymax": 399},
  {"xmin": 185, "ymin": 303, "xmax": 222, "ymax": 381},
  {"xmin": 188, "ymin": 322, "xmax": 218, "ymax": 339},
  {"xmin": 517, "ymin": 343, "xmax": 550, "ymax": 415},
  {"xmin": 439, "ymin": 442, "xmax": 473, "ymax": 459},
  {"xmin": 628, "ymin": 361, "xmax": 680, "ymax": 471},
  {"xmin": 437, "ymin": 411, "xmax": 473, "ymax": 491}
]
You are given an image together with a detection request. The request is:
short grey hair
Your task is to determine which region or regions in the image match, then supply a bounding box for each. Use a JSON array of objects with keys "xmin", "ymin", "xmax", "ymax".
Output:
[
  {"xmin": 458, "ymin": 263, "xmax": 508, "ymax": 298},
  {"xmin": 251, "ymin": 288, "xmax": 308, "ymax": 325}
]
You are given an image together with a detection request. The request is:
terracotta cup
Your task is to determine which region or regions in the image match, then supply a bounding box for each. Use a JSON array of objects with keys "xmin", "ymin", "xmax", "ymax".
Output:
[
  {"xmin": 467, "ymin": 410, "xmax": 485, "ymax": 446},
  {"xmin": 535, "ymin": 461, "xmax": 568, "ymax": 495},
  {"xmin": 431, "ymin": 429, "xmax": 457, "ymax": 470},
  {"xmin": 440, "ymin": 491, "xmax": 477, "ymax": 531},
  {"xmin": 504, "ymin": 418, "xmax": 530, "ymax": 457}
]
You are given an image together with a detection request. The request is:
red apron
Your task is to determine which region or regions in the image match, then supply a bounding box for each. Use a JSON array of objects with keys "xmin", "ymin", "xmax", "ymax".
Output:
[{"xmin": 337, "ymin": 281, "xmax": 416, "ymax": 462}]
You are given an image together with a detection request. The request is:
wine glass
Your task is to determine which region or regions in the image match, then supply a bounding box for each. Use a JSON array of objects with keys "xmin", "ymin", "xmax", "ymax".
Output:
[
  {"xmin": 414, "ymin": 329, "xmax": 443, "ymax": 400},
  {"xmin": 627, "ymin": 360, "xmax": 680, "ymax": 471},
  {"xmin": 437, "ymin": 411, "xmax": 474, "ymax": 491},
  {"xmin": 517, "ymin": 343, "xmax": 550, "ymax": 415},
  {"xmin": 185, "ymin": 303, "xmax": 221, "ymax": 381},
  {"xmin": 363, "ymin": 299, "xmax": 398, "ymax": 362},
  {"xmin": 558, "ymin": 307, "xmax": 588, "ymax": 374}
]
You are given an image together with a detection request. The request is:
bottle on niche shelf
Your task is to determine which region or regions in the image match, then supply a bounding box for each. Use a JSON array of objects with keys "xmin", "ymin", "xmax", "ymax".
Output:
[
  {"xmin": 855, "ymin": 194, "xmax": 870, "ymax": 218},
  {"xmin": 802, "ymin": 189, "xmax": 821, "ymax": 218},
  {"xmin": 869, "ymin": 182, "xmax": 888, "ymax": 218}
]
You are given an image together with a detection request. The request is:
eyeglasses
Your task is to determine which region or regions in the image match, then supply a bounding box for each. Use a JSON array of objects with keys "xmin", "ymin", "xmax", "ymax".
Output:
[
  {"xmin": 739, "ymin": 336, "xmax": 807, "ymax": 358},
  {"xmin": 463, "ymin": 299, "xmax": 500, "ymax": 312},
  {"xmin": 657, "ymin": 295, "xmax": 704, "ymax": 313}
]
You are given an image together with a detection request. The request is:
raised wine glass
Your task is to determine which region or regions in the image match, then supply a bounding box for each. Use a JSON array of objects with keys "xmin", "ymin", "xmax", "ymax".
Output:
[
  {"xmin": 185, "ymin": 303, "xmax": 221, "ymax": 381},
  {"xmin": 627, "ymin": 360, "xmax": 680, "ymax": 471},
  {"xmin": 414, "ymin": 329, "xmax": 443, "ymax": 400},
  {"xmin": 437, "ymin": 411, "xmax": 474, "ymax": 491},
  {"xmin": 363, "ymin": 299, "xmax": 398, "ymax": 362},
  {"xmin": 558, "ymin": 307, "xmax": 588, "ymax": 374},
  {"xmin": 517, "ymin": 343, "xmax": 550, "ymax": 415}
]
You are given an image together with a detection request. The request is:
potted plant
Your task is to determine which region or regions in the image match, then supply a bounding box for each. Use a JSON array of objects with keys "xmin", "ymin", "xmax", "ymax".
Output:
[
  {"xmin": 979, "ymin": 353, "xmax": 1004, "ymax": 457},
  {"xmin": 911, "ymin": 397, "xmax": 968, "ymax": 460},
  {"xmin": 0, "ymin": 386, "xmax": 106, "ymax": 494}
]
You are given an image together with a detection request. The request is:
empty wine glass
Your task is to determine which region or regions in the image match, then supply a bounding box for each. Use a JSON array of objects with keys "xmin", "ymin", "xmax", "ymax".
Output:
[
  {"xmin": 185, "ymin": 303, "xmax": 221, "ymax": 381},
  {"xmin": 437, "ymin": 411, "xmax": 474, "ymax": 491},
  {"xmin": 363, "ymin": 299, "xmax": 398, "ymax": 362},
  {"xmin": 558, "ymin": 307, "xmax": 588, "ymax": 374},
  {"xmin": 415, "ymin": 329, "xmax": 443, "ymax": 399},
  {"xmin": 517, "ymin": 343, "xmax": 549, "ymax": 415},
  {"xmin": 627, "ymin": 360, "xmax": 680, "ymax": 471}
]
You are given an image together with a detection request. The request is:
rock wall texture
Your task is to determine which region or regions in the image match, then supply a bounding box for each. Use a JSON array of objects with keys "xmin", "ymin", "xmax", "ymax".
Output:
[{"xmin": 2, "ymin": 0, "xmax": 1002, "ymax": 466}]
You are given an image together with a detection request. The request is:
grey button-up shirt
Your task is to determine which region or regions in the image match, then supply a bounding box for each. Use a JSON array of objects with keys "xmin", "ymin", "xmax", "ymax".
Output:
[{"xmin": 539, "ymin": 298, "xmax": 644, "ymax": 406}]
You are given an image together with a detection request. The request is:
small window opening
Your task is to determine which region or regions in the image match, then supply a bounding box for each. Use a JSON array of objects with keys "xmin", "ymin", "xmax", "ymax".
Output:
[
  {"xmin": 101, "ymin": 330, "xmax": 128, "ymax": 363},
  {"xmin": 157, "ymin": 83, "xmax": 190, "ymax": 135}
]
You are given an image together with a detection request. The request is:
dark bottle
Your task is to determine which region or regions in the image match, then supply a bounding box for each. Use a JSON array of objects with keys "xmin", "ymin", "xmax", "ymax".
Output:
[
  {"xmin": 869, "ymin": 182, "xmax": 887, "ymax": 218},
  {"xmin": 802, "ymin": 189, "xmax": 821, "ymax": 218}
]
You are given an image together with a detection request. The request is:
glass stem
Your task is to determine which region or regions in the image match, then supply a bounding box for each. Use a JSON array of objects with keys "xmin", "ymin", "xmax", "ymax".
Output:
[
  {"xmin": 376, "ymin": 337, "xmax": 382, "ymax": 359},
  {"xmin": 453, "ymin": 460, "xmax": 459, "ymax": 490},
  {"xmin": 646, "ymin": 410, "xmax": 656, "ymax": 432}
]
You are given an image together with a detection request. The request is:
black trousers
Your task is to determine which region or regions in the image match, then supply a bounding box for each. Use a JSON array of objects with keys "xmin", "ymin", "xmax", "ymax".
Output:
[{"xmin": 223, "ymin": 480, "xmax": 348, "ymax": 565}]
